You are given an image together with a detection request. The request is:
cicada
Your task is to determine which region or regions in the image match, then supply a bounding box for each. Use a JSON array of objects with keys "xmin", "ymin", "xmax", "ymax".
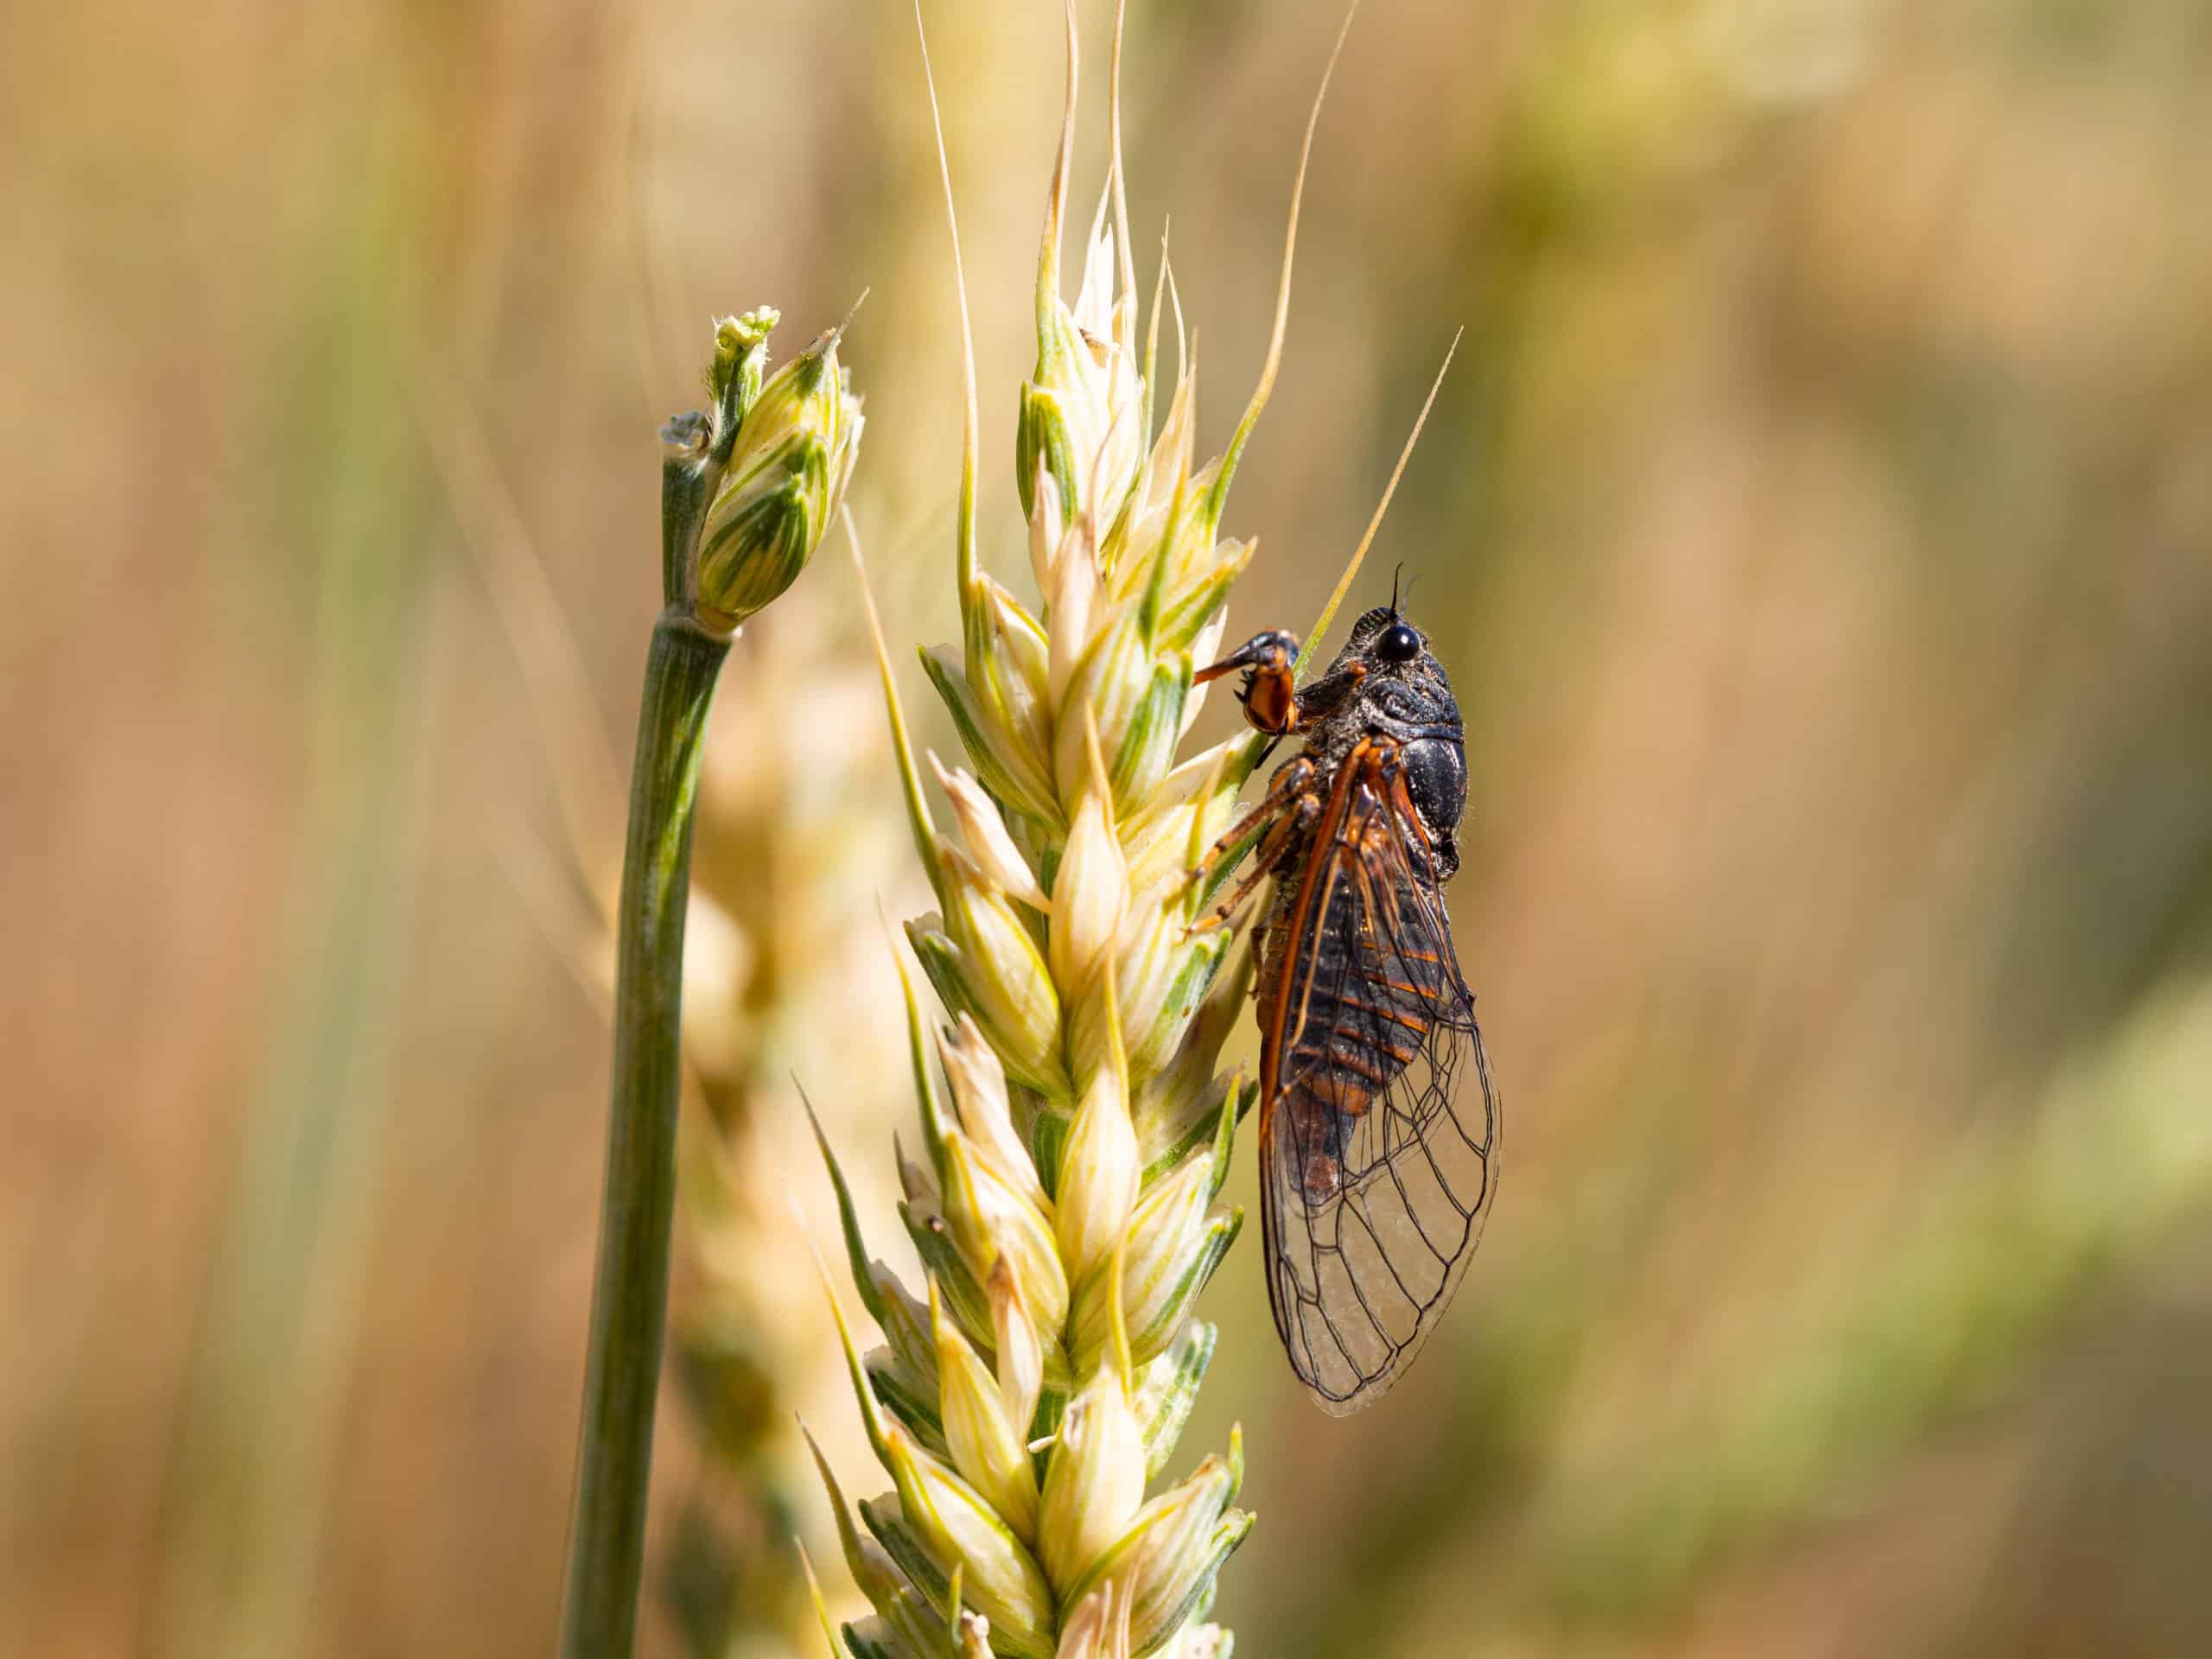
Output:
[{"xmin": 1192, "ymin": 599, "xmax": 1499, "ymax": 1413}]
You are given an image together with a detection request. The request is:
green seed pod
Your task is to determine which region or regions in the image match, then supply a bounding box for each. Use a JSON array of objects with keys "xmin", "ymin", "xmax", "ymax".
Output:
[
  {"xmin": 964, "ymin": 578, "xmax": 1056, "ymax": 794},
  {"xmin": 931, "ymin": 1281, "xmax": 1041, "ymax": 1545},
  {"xmin": 987, "ymin": 1257, "xmax": 1046, "ymax": 1447},
  {"xmin": 921, "ymin": 648, "xmax": 1064, "ymax": 832},
  {"xmin": 911, "ymin": 858, "xmax": 1065, "ymax": 1100},
  {"xmin": 937, "ymin": 1129, "xmax": 1071, "ymax": 1341},
  {"xmin": 1037, "ymin": 1369, "xmax": 1147, "ymax": 1596},
  {"xmin": 696, "ymin": 322, "xmax": 863, "ymax": 631},
  {"xmin": 1132, "ymin": 1322, "xmax": 1217, "ymax": 1481},
  {"xmin": 1054, "ymin": 1064, "xmax": 1139, "ymax": 1287},
  {"xmin": 1058, "ymin": 1436, "xmax": 1249, "ymax": 1657},
  {"xmin": 938, "ymin": 1014, "xmax": 1051, "ymax": 1213},
  {"xmin": 863, "ymin": 1488, "xmax": 1056, "ymax": 1659},
  {"xmin": 1069, "ymin": 1150, "xmax": 1239, "ymax": 1371}
]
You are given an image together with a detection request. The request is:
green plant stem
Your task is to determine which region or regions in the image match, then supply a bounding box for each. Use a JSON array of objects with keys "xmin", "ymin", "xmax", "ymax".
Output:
[{"xmin": 561, "ymin": 608, "xmax": 730, "ymax": 1658}]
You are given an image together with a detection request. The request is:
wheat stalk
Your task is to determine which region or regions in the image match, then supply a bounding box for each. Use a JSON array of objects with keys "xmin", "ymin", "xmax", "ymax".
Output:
[
  {"xmin": 802, "ymin": 7, "xmax": 1351, "ymax": 1656},
  {"xmin": 561, "ymin": 307, "xmax": 864, "ymax": 1659}
]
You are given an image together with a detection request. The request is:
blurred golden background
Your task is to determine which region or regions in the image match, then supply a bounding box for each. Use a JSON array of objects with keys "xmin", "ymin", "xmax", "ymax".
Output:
[{"xmin": 6, "ymin": 0, "xmax": 2210, "ymax": 1655}]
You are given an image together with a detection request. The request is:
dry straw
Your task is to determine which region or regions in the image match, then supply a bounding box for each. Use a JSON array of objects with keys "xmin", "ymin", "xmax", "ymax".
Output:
[{"xmin": 803, "ymin": 6, "xmax": 1355, "ymax": 1656}]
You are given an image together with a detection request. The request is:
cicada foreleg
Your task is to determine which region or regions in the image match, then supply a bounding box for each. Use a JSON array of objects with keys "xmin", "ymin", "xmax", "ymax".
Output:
[
  {"xmin": 1190, "ymin": 757, "xmax": 1313, "ymax": 884},
  {"xmin": 1185, "ymin": 756, "xmax": 1317, "ymax": 935},
  {"xmin": 1188, "ymin": 791, "xmax": 1322, "ymax": 937},
  {"xmin": 1195, "ymin": 628, "xmax": 1302, "ymax": 735}
]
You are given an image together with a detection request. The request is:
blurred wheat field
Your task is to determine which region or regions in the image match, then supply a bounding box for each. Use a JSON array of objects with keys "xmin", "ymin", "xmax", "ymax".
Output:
[{"xmin": 4, "ymin": 1, "xmax": 2210, "ymax": 1656}]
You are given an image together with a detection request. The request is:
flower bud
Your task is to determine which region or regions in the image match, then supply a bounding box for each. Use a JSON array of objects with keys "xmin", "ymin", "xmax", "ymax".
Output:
[
  {"xmin": 988, "ymin": 1256, "xmax": 1046, "ymax": 1446},
  {"xmin": 1050, "ymin": 615, "xmax": 1143, "ymax": 809},
  {"xmin": 909, "ymin": 877, "xmax": 1065, "ymax": 1099},
  {"xmin": 1123, "ymin": 1508, "xmax": 1249, "ymax": 1653},
  {"xmin": 1017, "ymin": 382, "xmax": 1082, "ymax": 532},
  {"xmin": 1037, "ymin": 1369, "xmax": 1147, "ymax": 1595},
  {"xmin": 930, "ymin": 756, "xmax": 1048, "ymax": 912},
  {"xmin": 1046, "ymin": 512, "xmax": 1104, "ymax": 714},
  {"xmin": 1023, "ymin": 222, "xmax": 1144, "ymax": 531},
  {"xmin": 1028, "ymin": 466, "xmax": 1069, "ymax": 596},
  {"xmin": 922, "ymin": 646, "xmax": 1062, "ymax": 830},
  {"xmin": 1058, "ymin": 1434, "xmax": 1250, "ymax": 1656},
  {"xmin": 1051, "ymin": 761, "xmax": 1128, "ymax": 998},
  {"xmin": 1071, "ymin": 1150, "xmax": 1239, "ymax": 1370},
  {"xmin": 1115, "ymin": 742, "xmax": 1240, "ymax": 893},
  {"xmin": 966, "ymin": 577, "xmax": 1054, "ymax": 779},
  {"xmin": 1108, "ymin": 899, "xmax": 1229, "ymax": 1084},
  {"xmin": 706, "ymin": 305, "xmax": 778, "ymax": 423},
  {"xmin": 938, "ymin": 1132, "xmax": 1070, "ymax": 1339},
  {"xmin": 1155, "ymin": 537, "xmax": 1251, "ymax": 652},
  {"xmin": 864, "ymin": 1487, "xmax": 1056, "ymax": 1659},
  {"xmin": 1133, "ymin": 1321, "xmax": 1217, "ymax": 1481},
  {"xmin": 1052, "ymin": 1582, "xmax": 1132, "ymax": 1659},
  {"xmin": 696, "ymin": 321, "xmax": 863, "ymax": 631},
  {"xmin": 1137, "ymin": 1068, "xmax": 1245, "ymax": 1192},
  {"xmin": 1053, "ymin": 621, "xmax": 1191, "ymax": 817},
  {"xmin": 933, "ymin": 1281, "xmax": 1041, "ymax": 1545},
  {"xmin": 1054, "ymin": 1064, "xmax": 1138, "ymax": 1289},
  {"xmin": 939, "ymin": 1014, "xmax": 1048, "ymax": 1211}
]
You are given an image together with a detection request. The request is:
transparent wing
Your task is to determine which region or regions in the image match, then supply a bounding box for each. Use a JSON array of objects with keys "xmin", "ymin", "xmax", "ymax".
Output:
[{"xmin": 1259, "ymin": 747, "xmax": 1500, "ymax": 1414}]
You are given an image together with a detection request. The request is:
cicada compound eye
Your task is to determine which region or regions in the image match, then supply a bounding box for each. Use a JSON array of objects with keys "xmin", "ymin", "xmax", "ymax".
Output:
[{"xmin": 1376, "ymin": 620, "xmax": 1421, "ymax": 664}]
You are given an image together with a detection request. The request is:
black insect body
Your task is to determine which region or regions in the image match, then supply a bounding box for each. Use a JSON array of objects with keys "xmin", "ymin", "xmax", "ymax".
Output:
[{"xmin": 1192, "ymin": 602, "xmax": 1499, "ymax": 1413}]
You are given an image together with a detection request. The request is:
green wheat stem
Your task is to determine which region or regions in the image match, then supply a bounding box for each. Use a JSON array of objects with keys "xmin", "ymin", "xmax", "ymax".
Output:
[
  {"xmin": 553, "ymin": 290, "xmax": 858, "ymax": 1653},
  {"xmin": 557, "ymin": 296, "xmax": 865, "ymax": 1656},
  {"xmin": 559, "ymin": 600, "xmax": 728, "ymax": 1656}
]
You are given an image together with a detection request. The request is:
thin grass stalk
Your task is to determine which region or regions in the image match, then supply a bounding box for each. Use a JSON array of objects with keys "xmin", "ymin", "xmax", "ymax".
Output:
[
  {"xmin": 562, "ymin": 310, "xmax": 863, "ymax": 1657},
  {"xmin": 561, "ymin": 610, "xmax": 730, "ymax": 1658}
]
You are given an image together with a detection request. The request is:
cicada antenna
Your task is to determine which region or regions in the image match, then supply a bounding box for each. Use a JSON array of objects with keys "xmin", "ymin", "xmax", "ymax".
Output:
[{"xmin": 1297, "ymin": 326, "xmax": 1462, "ymax": 676}]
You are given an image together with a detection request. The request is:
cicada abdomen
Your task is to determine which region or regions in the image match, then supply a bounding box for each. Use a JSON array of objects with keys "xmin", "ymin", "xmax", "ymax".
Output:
[{"xmin": 1268, "ymin": 819, "xmax": 1451, "ymax": 1204}]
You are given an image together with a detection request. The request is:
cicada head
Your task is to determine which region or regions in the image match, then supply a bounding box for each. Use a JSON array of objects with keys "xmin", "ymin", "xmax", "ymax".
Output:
[
  {"xmin": 1332, "ymin": 604, "xmax": 1459, "ymax": 728},
  {"xmin": 1325, "ymin": 604, "xmax": 1466, "ymax": 858}
]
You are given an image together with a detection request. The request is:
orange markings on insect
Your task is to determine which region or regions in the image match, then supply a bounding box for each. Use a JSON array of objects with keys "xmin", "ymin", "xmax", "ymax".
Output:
[
  {"xmin": 1211, "ymin": 604, "xmax": 1501, "ymax": 1413},
  {"xmin": 1245, "ymin": 668, "xmax": 1294, "ymax": 734}
]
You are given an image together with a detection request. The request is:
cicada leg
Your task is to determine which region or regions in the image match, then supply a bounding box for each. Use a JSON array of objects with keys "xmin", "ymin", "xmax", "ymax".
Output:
[
  {"xmin": 1187, "ymin": 791, "xmax": 1321, "ymax": 936},
  {"xmin": 1190, "ymin": 755, "xmax": 1315, "ymax": 885},
  {"xmin": 1195, "ymin": 628, "xmax": 1302, "ymax": 735}
]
